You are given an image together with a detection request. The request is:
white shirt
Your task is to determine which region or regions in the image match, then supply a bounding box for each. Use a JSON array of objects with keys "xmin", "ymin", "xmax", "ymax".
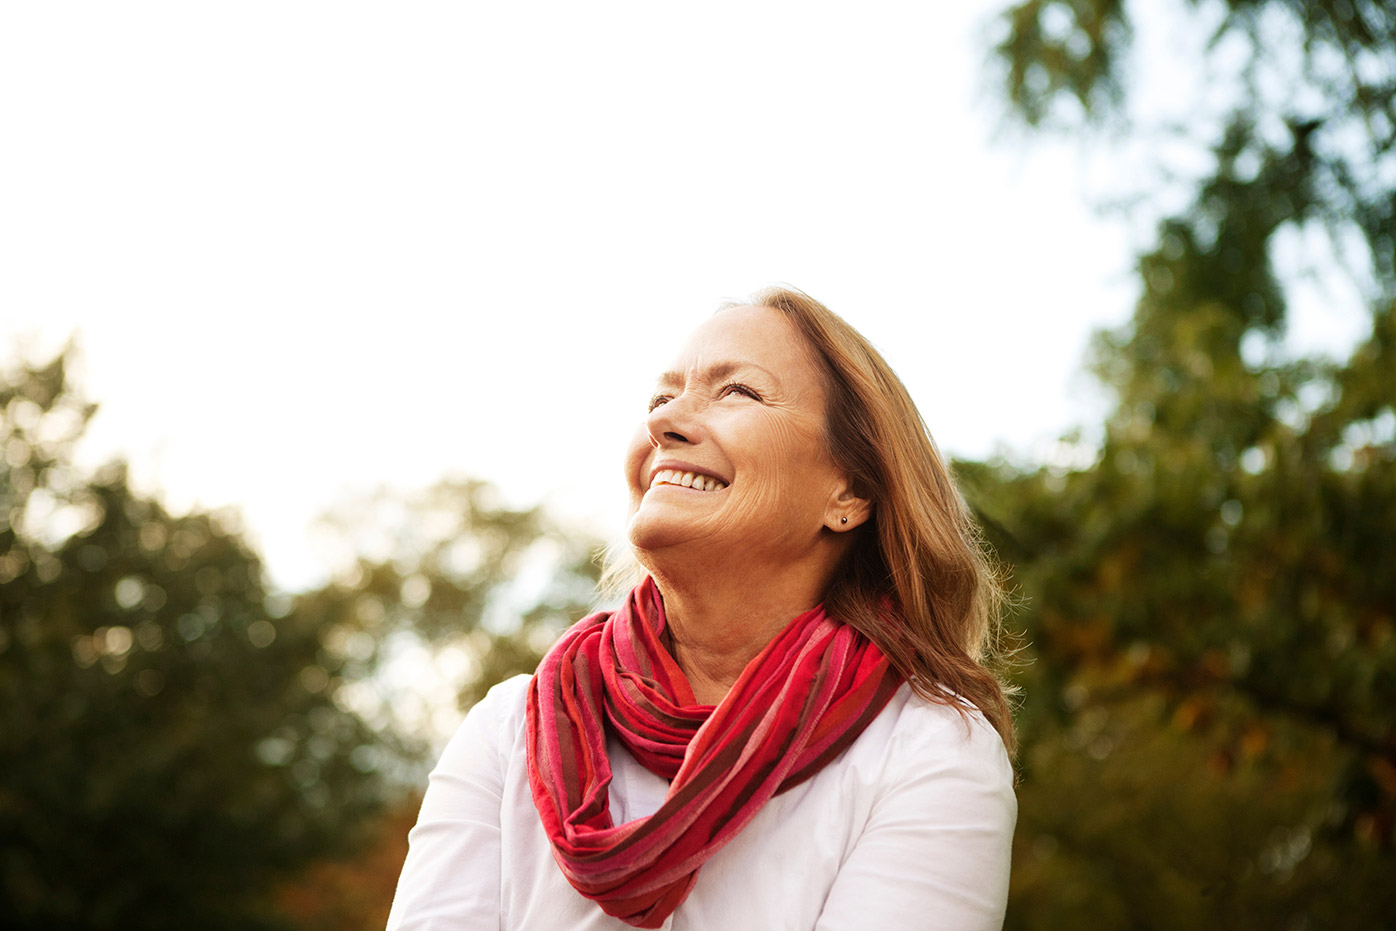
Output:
[{"xmin": 386, "ymin": 674, "xmax": 1016, "ymax": 931}]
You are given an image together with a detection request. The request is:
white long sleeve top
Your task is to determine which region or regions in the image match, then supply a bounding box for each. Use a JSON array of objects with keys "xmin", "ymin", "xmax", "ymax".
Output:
[{"xmin": 386, "ymin": 674, "xmax": 1016, "ymax": 931}]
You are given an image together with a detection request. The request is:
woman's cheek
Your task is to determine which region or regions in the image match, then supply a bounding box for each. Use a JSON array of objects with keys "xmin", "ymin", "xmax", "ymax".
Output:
[{"xmin": 624, "ymin": 425, "xmax": 653, "ymax": 498}]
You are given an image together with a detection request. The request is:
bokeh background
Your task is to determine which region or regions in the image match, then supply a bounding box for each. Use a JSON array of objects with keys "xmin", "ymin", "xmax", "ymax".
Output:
[{"xmin": 3, "ymin": 1, "xmax": 1393, "ymax": 929}]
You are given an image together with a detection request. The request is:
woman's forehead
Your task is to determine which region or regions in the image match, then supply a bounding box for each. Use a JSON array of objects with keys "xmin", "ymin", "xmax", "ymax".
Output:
[
  {"xmin": 656, "ymin": 358, "xmax": 778, "ymax": 389},
  {"xmin": 663, "ymin": 305, "xmax": 816, "ymax": 382}
]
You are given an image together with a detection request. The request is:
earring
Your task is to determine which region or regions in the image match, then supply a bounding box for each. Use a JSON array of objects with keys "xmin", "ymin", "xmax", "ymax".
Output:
[{"xmin": 840, "ymin": 517, "xmax": 848, "ymax": 524}]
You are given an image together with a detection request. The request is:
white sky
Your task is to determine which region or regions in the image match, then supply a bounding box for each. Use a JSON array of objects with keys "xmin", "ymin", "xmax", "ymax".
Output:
[{"xmin": 2, "ymin": 1, "xmax": 1370, "ymax": 591}]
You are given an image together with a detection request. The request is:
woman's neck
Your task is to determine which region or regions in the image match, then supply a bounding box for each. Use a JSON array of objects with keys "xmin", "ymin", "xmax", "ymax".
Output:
[{"xmin": 649, "ymin": 568, "xmax": 829, "ymax": 706}]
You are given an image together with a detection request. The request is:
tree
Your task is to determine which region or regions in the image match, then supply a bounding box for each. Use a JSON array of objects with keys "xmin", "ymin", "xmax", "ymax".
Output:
[
  {"xmin": 273, "ymin": 796, "xmax": 420, "ymax": 931},
  {"xmin": 291, "ymin": 475, "xmax": 602, "ymax": 734},
  {"xmin": 976, "ymin": 0, "xmax": 1396, "ymax": 926},
  {"xmin": 0, "ymin": 348, "xmax": 398, "ymax": 929},
  {"xmin": 256, "ymin": 428, "xmax": 602, "ymax": 931},
  {"xmin": 0, "ymin": 346, "xmax": 604, "ymax": 930}
]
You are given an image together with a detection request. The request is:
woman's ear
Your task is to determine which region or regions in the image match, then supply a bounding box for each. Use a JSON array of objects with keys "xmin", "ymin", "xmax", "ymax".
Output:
[{"xmin": 824, "ymin": 481, "xmax": 873, "ymax": 532}]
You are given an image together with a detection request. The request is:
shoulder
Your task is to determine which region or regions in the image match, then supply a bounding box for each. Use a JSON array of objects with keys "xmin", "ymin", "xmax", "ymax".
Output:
[
  {"xmin": 482, "ymin": 673, "xmax": 532, "ymax": 726},
  {"xmin": 892, "ymin": 683, "xmax": 1011, "ymax": 756},
  {"xmin": 819, "ymin": 682, "xmax": 1018, "ymax": 866},
  {"xmin": 432, "ymin": 673, "xmax": 532, "ymax": 773},
  {"xmin": 851, "ymin": 682, "xmax": 1016, "ymax": 801},
  {"xmin": 793, "ymin": 685, "xmax": 1017, "ymax": 930}
]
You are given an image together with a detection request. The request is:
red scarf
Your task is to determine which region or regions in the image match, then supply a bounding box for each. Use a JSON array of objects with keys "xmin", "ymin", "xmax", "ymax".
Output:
[{"xmin": 526, "ymin": 577, "xmax": 901, "ymax": 928}]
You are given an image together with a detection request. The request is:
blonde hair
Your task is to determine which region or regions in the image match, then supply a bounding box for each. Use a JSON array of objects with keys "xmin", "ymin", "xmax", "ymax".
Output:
[{"xmin": 603, "ymin": 287, "xmax": 1016, "ymax": 753}]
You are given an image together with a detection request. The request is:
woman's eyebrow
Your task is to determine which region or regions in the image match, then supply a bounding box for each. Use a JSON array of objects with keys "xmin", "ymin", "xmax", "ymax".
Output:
[{"xmin": 656, "ymin": 360, "xmax": 777, "ymax": 388}]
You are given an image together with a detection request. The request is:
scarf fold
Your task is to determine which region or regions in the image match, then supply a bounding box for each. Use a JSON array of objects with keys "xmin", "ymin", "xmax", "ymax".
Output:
[{"xmin": 525, "ymin": 577, "xmax": 901, "ymax": 928}]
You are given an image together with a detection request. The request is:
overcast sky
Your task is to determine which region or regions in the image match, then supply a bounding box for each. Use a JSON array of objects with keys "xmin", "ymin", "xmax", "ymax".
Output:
[{"xmin": 4, "ymin": 1, "xmax": 1372, "ymax": 591}]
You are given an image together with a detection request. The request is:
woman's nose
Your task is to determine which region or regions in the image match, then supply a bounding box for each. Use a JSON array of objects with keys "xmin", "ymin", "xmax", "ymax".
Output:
[{"xmin": 646, "ymin": 394, "xmax": 699, "ymax": 447}]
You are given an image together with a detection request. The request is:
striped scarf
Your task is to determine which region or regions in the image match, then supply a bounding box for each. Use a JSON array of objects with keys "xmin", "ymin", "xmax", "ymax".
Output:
[{"xmin": 526, "ymin": 577, "xmax": 901, "ymax": 928}]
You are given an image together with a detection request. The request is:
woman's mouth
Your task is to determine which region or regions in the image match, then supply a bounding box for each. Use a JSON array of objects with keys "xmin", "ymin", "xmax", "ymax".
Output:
[{"xmin": 649, "ymin": 469, "xmax": 728, "ymax": 492}]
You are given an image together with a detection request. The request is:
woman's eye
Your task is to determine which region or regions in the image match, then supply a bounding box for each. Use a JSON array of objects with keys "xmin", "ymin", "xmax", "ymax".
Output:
[
  {"xmin": 647, "ymin": 394, "xmax": 671, "ymax": 412},
  {"xmin": 722, "ymin": 383, "xmax": 760, "ymax": 401}
]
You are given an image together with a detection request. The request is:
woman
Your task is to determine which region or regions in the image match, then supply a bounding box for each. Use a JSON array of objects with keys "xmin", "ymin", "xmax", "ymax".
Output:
[{"xmin": 386, "ymin": 288, "xmax": 1017, "ymax": 930}]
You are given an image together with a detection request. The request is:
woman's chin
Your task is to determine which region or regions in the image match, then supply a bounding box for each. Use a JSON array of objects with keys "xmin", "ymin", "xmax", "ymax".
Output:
[
  {"xmin": 626, "ymin": 507, "xmax": 713, "ymax": 557},
  {"xmin": 626, "ymin": 516, "xmax": 685, "ymax": 554}
]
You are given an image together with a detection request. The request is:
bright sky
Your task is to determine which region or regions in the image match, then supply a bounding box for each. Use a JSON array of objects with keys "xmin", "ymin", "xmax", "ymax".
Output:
[{"xmin": 9, "ymin": 0, "xmax": 1340, "ymax": 592}]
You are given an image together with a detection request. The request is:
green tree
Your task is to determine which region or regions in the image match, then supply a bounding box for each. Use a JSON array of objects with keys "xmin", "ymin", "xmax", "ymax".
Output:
[
  {"xmin": 0, "ymin": 349, "xmax": 397, "ymax": 929},
  {"xmin": 976, "ymin": 0, "xmax": 1396, "ymax": 926},
  {"xmin": 264, "ymin": 482, "xmax": 600, "ymax": 931},
  {"xmin": 0, "ymin": 347, "xmax": 605, "ymax": 930},
  {"xmin": 292, "ymin": 475, "xmax": 602, "ymax": 728}
]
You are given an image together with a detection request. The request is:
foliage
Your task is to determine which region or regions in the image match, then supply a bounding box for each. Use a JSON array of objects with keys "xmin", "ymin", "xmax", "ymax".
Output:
[
  {"xmin": 291, "ymin": 475, "xmax": 601, "ymax": 726},
  {"xmin": 979, "ymin": 0, "xmax": 1396, "ymax": 925},
  {"xmin": 994, "ymin": 0, "xmax": 1395, "ymax": 281},
  {"xmin": 274, "ymin": 796, "xmax": 420, "ymax": 931},
  {"xmin": 0, "ymin": 350, "xmax": 394, "ymax": 929},
  {"xmin": 263, "ymin": 486, "xmax": 598, "ymax": 931},
  {"xmin": 0, "ymin": 348, "xmax": 601, "ymax": 929}
]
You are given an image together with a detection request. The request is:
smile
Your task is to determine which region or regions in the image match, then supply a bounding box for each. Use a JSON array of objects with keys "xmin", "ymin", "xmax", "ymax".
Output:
[{"xmin": 649, "ymin": 469, "xmax": 728, "ymax": 492}]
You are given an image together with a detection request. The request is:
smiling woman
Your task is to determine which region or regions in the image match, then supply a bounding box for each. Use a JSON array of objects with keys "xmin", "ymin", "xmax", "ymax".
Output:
[{"xmin": 385, "ymin": 288, "xmax": 1017, "ymax": 931}]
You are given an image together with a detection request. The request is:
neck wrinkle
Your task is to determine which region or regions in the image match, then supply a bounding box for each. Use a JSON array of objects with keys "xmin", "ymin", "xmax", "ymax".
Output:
[{"xmin": 649, "ymin": 572, "xmax": 823, "ymax": 706}]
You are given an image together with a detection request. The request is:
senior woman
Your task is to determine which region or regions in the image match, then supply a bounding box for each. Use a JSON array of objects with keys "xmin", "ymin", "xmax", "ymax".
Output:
[{"xmin": 386, "ymin": 288, "xmax": 1017, "ymax": 930}]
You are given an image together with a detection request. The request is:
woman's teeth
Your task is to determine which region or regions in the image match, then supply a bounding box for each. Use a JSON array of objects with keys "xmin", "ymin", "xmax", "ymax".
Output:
[{"xmin": 650, "ymin": 469, "xmax": 727, "ymax": 491}]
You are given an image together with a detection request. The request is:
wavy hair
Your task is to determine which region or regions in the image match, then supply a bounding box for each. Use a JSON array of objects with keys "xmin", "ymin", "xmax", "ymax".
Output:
[{"xmin": 747, "ymin": 287, "xmax": 1015, "ymax": 753}]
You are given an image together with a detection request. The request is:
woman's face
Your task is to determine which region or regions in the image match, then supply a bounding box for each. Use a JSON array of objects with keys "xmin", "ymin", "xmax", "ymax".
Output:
[{"xmin": 625, "ymin": 305, "xmax": 851, "ymax": 567}]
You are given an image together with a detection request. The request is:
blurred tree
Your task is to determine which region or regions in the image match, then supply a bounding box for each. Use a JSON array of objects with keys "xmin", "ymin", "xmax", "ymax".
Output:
[
  {"xmin": 0, "ymin": 346, "xmax": 610, "ymax": 931},
  {"xmin": 263, "ymin": 431, "xmax": 602, "ymax": 931},
  {"xmin": 0, "ymin": 348, "xmax": 395, "ymax": 929},
  {"xmin": 0, "ymin": 347, "xmax": 604, "ymax": 930},
  {"xmin": 274, "ymin": 796, "xmax": 419, "ymax": 931},
  {"xmin": 979, "ymin": 0, "xmax": 1396, "ymax": 927},
  {"xmin": 291, "ymin": 475, "xmax": 602, "ymax": 734}
]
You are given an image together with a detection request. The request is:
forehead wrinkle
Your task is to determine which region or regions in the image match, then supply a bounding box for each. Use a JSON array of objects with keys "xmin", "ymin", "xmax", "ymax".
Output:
[{"xmin": 656, "ymin": 359, "xmax": 779, "ymax": 389}]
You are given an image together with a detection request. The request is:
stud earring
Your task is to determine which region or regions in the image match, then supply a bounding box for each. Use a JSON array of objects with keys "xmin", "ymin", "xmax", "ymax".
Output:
[{"xmin": 840, "ymin": 517, "xmax": 848, "ymax": 524}]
